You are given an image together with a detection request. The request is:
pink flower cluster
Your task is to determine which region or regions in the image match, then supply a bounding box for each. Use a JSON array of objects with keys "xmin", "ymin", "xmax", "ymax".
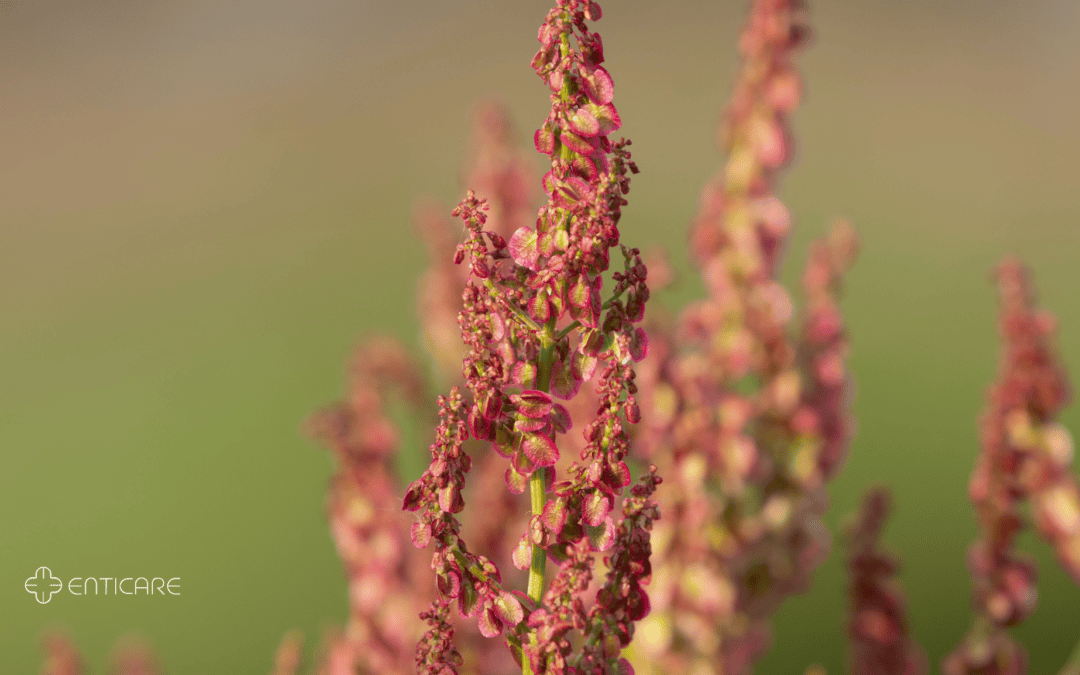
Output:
[
  {"xmin": 944, "ymin": 260, "xmax": 1079, "ymax": 675},
  {"xmin": 627, "ymin": 2, "xmax": 857, "ymax": 673},
  {"xmin": 402, "ymin": 2, "xmax": 659, "ymax": 672},
  {"xmin": 307, "ymin": 337, "xmax": 432, "ymax": 675}
]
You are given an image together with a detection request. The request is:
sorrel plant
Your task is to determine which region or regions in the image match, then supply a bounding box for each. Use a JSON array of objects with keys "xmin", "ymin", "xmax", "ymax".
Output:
[{"xmin": 37, "ymin": 1, "xmax": 1080, "ymax": 674}]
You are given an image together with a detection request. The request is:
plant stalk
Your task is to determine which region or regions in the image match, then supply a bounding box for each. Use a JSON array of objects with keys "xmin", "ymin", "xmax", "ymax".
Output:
[
  {"xmin": 524, "ymin": 14, "xmax": 573, "ymax": 675},
  {"xmin": 523, "ymin": 324, "xmax": 557, "ymax": 675}
]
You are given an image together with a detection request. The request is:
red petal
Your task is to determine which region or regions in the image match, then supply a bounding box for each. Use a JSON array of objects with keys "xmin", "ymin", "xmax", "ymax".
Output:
[
  {"xmin": 538, "ymin": 228, "xmax": 557, "ymax": 257},
  {"xmin": 512, "ymin": 535, "xmax": 532, "ymax": 570},
  {"xmin": 438, "ymin": 484, "xmax": 463, "ymax": 513},
  {"xmin": 582, "ymin": 33, "xmax": 604, "ymax": 65},
  {"xmin": 538, "ymin": 23, "xmax": 555, "ymax": 47},
  {"xmin": 493, "ymin": 426, "xmax": 514, "ymax": 458},
  {"xmin": 411, "ymin": 521, "xmax": 432, "ymax": 548},
  {"xmin": 468, "ymin": 409, "xmax": 492, "ymax": 440},
  {"xmin": 582, "ymin": 66, "xmax": 614, "ymax": 104},
  {"xmin": 437, "ymin": 567, "xmax": 461, "ymax": 600},
  {"xmin": 522, "ymin": 432, "xmax": 559, "ymax": 466},
  {"xmin": 505, "ymin": 467, "xmax": 527, "ymax": 494},
  {"xmin": 512, "ymin": 361, "xmax": 537, "ymax": 387},
  {"xmin": 576, "ymin": 352, "xmax": 599, "ymax": 382},
  {"xmin": 548, "ymin": 68, "xmax": 563, "ymax": 92},
  {"xmin": 528, "ymin": 295, "xmax": 552, "ymax": 323},
  {"xmin": 569, "ymin": 274, "xmax": 591, "ymax": 309},
  {"xmin": 495, "ymin": 592, "xmax": 525, "ymax": 626},
  {"xmin": 534, "ymin": 120, "xmax": 556, "ymax": 155},
  {"xmin": 584, "ymin": 490, "xmax": 612, "ymax": 526},
  {"xmin": 509, "ymin": 227, "xmax": 540, "ymax": 271},
  {"xmin": 516, "ymin": 390, "xmax": 554, "ymax": 418},
  {"xmin": 550, "ymin": 403, "xmax": 572, "ymax": 433},
  {"xmin": 570, "ymin": 154, "xmax": 599, "ymax": 181},
  {"xmin": 514, "ymin": 417, "xmax": 547, "ymax": 433},
  {"xmin": 568, "ymin": 107, "xmax": 600, "ymax": 137},
  {"xmin": 752, "ymin": 114, "xmax": 787, "ymax": 168},
  {"xmin": 512, "ymin": 447, "xmax": 536, "ymax": 475},
  {"xmin": 543, "ymin": 498, "xmax": 568, "ymax": 533},
  {"xmin": 458, "ymin": 578, "xmax": 481, "ymax": 618},
  {"xmin": 488, "ymin": 312, "xmax": 506, "ymax": 342},
  {"xmin": 402, "ymin": 481, "xmax": 424, "ymax": 512},
  {"xmin": 628, "ymin": 583, "xmax": 651, "ymax": 620},
  {"xmin": 588, "ymin": 102, "xmax": 621, "ymax": 135},
  {"xmin": 478, "ymin": 608, "xmax": 503, "ymax": 638},
  {"xmin": 560, "ymin": 128, "xmax": 596, "ymax": 155}
]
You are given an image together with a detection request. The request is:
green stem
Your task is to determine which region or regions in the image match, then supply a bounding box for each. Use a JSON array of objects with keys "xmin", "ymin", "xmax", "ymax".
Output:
[
  {"xmin": 554, "ymin": 320, "xmax": 580, "ymax": 344},
  {"xmin": 526, "ymin": 472, "xmax": 548, "ymax": 602},
  {"xmin": 523, "ymin": 14, "xmax": 571, "ymax": 675},
  {"xmin": 522, "ymin": 323, "xmax": 556, "ymax": 675},
  {"xmin": 527, "ymin": 331, "xmax": 556, "ymax": 604},
  {"xmin": 553, "ymin": 288, "xmax": 630, "ymax": 342},
  {"xmin": 451, "ymin": 547, "xmax": 496, "ymax": 586},
  {"xmin": 484, "ymin": 278, "xmax": 542, "ymax": 333}
]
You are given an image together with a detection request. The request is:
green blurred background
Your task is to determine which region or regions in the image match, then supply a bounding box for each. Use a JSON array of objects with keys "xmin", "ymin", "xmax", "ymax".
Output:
[{"xmin": 2, "ymin": 0, "xmax": 1078, "ymax": 672}]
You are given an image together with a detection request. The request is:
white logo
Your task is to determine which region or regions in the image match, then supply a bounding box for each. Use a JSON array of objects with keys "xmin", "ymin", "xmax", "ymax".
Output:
[
  {"xmin": 25, "ymin": 567, "xmax": 63, "ymax": 604},
  {"xmin": 25, "ymin": 567, "xmax": 182, "ymax": 602}
]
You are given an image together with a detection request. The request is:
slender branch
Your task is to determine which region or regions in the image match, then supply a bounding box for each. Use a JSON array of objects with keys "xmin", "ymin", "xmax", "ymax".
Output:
[
  {"xmin": 484, "ymin": 277, "xmax": 542, "ymax": 334},
  {"xmin": 553, "ymin": 290, "xmax": 629, "ymax": 343},
  {"xmin": 554, "ymin": 321, "xmax": 580, "ymax": 344}
]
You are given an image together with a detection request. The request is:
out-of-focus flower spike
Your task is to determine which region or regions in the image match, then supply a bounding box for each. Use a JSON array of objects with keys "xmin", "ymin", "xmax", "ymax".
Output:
[
  {"xmin": 308, "ymin": 336, "xmax": 432, "ymax": 675},
  {"xmin": 270, "ymin": 630, "xmax": 304, "ymax": 675},
  {"xmin": 799, "ymin": 219, "xmax": 859, "ymax": 483},
  {"xmin": 945, "ymin": 258, "xmax": 1075, "ymax": 675},
  {"xmin": 40, "ymin": 631, "xmax": 84, "ymax": 675},
  {"xmin": 108, "ymin": 636, "xmax": 161, "ymax": 675},
  {"xmin": 844, "ymin": 488, "xmax": 926, "ymax": 675},
  {"xmin": 629, "ymin": 2, "xmax": 854, "ymax": 675}
]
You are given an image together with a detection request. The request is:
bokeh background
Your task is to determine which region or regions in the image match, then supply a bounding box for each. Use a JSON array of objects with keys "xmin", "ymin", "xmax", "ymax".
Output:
[{"xmin": 3, "ymin": 0, "xmax": 1079, "ymax": 672}]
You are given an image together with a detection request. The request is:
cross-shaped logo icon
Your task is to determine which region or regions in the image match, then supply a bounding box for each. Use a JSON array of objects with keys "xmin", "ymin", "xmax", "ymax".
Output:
[{"xmin": 25, "ymin": 566, "xmax": 63, "ymax": 604}]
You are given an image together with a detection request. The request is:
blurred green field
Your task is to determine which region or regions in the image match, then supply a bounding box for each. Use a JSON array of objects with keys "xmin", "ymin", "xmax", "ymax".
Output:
[{"xmin": 2, "ymin": 0, "xmax": 1079, "ymax": 672}]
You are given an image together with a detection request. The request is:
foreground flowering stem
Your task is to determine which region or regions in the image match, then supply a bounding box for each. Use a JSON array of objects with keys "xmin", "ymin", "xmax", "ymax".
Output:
[
  {"xmin": 944, "ymin": 259, "xmax": 1077, "ymax": 675},
  {"xmin": 404, "ymin": 2, "xmax": 653, "ymax": 674},
  {"xmin": 270, "ymin": 630, "xmax": 304, "ymax": 675}
]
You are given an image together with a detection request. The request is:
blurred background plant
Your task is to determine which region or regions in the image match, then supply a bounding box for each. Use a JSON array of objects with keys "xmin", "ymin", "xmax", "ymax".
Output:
[{"xmin": 4, "ymin": 0, "xmax": 1079, "ymax": 673}]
